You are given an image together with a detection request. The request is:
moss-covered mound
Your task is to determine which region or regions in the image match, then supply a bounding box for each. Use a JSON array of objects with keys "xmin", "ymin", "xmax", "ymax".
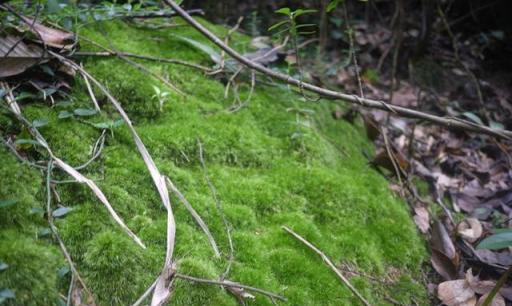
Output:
[{"xmin": 0, "ymin": 19, "xmax": 426, "ymax": 305}]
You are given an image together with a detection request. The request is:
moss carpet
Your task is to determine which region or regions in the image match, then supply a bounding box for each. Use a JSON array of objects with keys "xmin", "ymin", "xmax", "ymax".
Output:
[{"xmin": 0, "ymin": 19, "xmax": 426, "ymax": 305}]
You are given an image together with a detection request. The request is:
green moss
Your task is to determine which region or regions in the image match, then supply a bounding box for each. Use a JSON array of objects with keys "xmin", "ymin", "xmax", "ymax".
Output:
[{"xmin": 0, "ymin": 18, "xmax": 427, "ymax": 305}]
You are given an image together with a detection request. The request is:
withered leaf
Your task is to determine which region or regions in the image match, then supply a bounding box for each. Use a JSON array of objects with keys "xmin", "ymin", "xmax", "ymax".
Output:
[
  {"xmin": 22, "ymin": 17, "xmax": 74, "ymax": 49},
  {"xmin": 437, "ymin": 279, "xmax": 477, "ymax": 306},
  {"xmin": 457, "ymin": 218, "xmax": 483, "ymax": 243},
  {"xmin": 0, "ymin": 35, "xmax": 46, "ymax": 78},
  {"xmin": 476, "ymin": 293, "xmax": 505, "ymax": 306}
]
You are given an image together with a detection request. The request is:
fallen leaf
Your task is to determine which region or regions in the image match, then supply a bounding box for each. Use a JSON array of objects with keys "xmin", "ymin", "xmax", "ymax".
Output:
[
  {"xmin": 474, "ymin": 249, "xmax": 512, "ymax": 267},
  {"xmin": 0, "ymin": 35, "xmax": 46, "ymax": 78},
  {"xmin": 413, "ymin": 205, "xmax": 430, "ymax": 234},
  {"xmin": 431, "ymin": 248, "xmax": 458, "ymax": 281},
  {"xmin": 457, "ymin": 218, "xmax": 483, "ymax": 243},
  {"xmin": 476, "ymin": 292, "xmax": 505, "ymax": 306},
  {"xmin": 437, "ymin": 279, "xmax": 476, "ymax": 306},
  {"xmin": 432, "ymin": 220, "xmax": 457, "ymax": 260},
  {"xmin": 22, "ymin": 17, "xmax": 74, "ymax": 49}
]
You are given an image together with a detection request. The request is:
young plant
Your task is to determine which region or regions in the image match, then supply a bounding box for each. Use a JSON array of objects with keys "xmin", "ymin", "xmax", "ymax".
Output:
[
  {"xmin": 152, "ymin": 85, "xmax": 170, "ymax": 112},
  {"xmin": 269, "ymin": 8, "xmax": 317, "ymax": 98}
]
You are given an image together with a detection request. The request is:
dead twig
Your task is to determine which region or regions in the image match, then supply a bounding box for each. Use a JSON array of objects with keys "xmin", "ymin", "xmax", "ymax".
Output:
[
  {"xmin": 73, "ymin": 50, "xmax": 212, "ymax": 72},
  {"xmin": 165, "ymin": 176, "xmax": 221, "ymax": 258},
  {"xmin": 46, "ymin": 161, "xmax": 96, "ymax": 305},
  {"xmin": 79, "ymin": 35, "xmax": 184, "ymax": 96},
  {"xmin": 282, "ymin": 226, "xmax": 372, "ymax": 306},
  {"xmin": 175, "ymin": 273, "xmax": 286, "ymax": 302},
  {"xmin": 197, "ymin": 139, "xmax": 234, "ymax": 279},
  {"xmin": 162, "ymin": 0, "xmax": 512, "ymax": 139}
]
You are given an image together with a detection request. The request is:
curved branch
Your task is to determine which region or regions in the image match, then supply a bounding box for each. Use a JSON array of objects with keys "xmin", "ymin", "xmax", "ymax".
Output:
[{"xmin": 162, "ymin": 0, "xmax": 512, "ymax": 140}]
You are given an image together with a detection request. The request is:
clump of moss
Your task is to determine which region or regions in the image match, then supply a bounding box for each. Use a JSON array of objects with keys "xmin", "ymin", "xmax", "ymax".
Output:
[{"xmin": 0, "ymin": 18, "xmax": 427, "ymax": 305}]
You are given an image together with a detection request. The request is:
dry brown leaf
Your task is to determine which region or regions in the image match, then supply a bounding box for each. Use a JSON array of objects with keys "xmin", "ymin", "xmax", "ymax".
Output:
[
  {"xmin": 432, "ymin": 220, "xmax": 457, "ymax": 261},
  {"xmin": 431, "ymin": 248, "xmax": 458, "ymax": 281},
  {"xmin": 457, "ymin": 218, "xmax": 483, "ymax": 243},
  {"xmin": 0, "ymin": 35, "xmax": 46, "ymax": 77},
  {"xmin": 22, "ymin": 17, "xmax": 74, "ymax": 49},
  {"xmin": 413, "ymin": 205, "xmax": 430, "ymax": 234},
  {"xmin": 474, "ymin": 249, "xmax": 512, "ymax": 267},
  {"xmin": 438, "ymin": 279, "xmax": 477, "ymax": 306},
  {"xmin": 476, "ymin": 293, "xmax": 505, "ymax": 306}
]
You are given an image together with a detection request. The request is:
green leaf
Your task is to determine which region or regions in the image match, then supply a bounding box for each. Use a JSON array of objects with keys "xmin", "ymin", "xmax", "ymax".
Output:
[
  {"xmin": 0, "ymin": 288, "xmax": 15, "ymax": 299},
  {"xmin": 58, "ymin": 111, "xmax": 73, "ymax": 119},
  {"xmin": 275, "ymin": 7, "xmax": 291, "ymax": 16},
  {"xmin": 477, "ymin": 230, "xmax": 512, "ymax": 250},
  {"xmin": 32, "ymin": 119, "xmax": 49, "ymax": 128},
  {"xmin": 268, "ymin": 20, "xmax": 289, "ymax": 32},
  {"xmin": 30, "ymin": 207, "xmax": 45, "ymax": 215},
  {"xmin": 170, "ymin": 34, "xmax": 221, "ymax": 63},
  {"xmin": 52, "ymin": 206, "xmax": 73, "ymax": 218},
  {"xmin": 0, "ymin": 262, "xmax": 8, "ymax": 271},
  {"xmin": 46, "ymin": 0, "xmax": 60, "ymax": 14},
  {"xmin": 38, "ymin": 227, "xmax": 52, "ymax": 237},
  {"xmin": 490, "ymin": 121, "xmax": 504, "ymax": 130},
  {"xmin": 57, "ymin": 266, "xmax": 70, "ymax": 278},
  {"xmin": 73, "ymin": 108, "xmax": 98, "ymax": 117},
  {"xmin": 92, "ymin": 122, "xmax": 111, "ymax": 130},
  {"xmin": 293, "ymin": 9, "xmax": 317, "ymax": 18},
  {"xmin": 462, "ymin": 112, "xmax": 484, "ymax": 125},
  {"xmin": 112, "ymin": 119, "xmax": 124, "ymax": 128},
  {"xmin": 327, "ymin": 0, "xmax": 342, "ymax": 12},
  {"xmin": 0, "ymin": 199, "xmax": 17, "ymax": 209}
]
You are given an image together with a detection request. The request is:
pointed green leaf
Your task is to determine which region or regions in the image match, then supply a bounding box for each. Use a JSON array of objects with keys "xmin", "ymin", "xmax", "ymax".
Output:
[
  {"xmin": 477, "ymin": 230, "xmax": 512, "ymax": 250},
  {"xmin": 0, "ymin": 199, "xmax": 17, "ymax": 209}
]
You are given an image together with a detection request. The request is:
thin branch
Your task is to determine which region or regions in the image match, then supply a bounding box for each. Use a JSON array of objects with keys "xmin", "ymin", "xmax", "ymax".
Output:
[
  {"xmin": 79, "ymin": 35, "xmax": 184, "ymax": 96},
  {"xmin": 132, "ymin": 279, "xmax": 158, "ymax": 306},
  {"xmin": 175, "ymin": 273, "xmax": 286, "ymax": 302},
  {"xmin": 121, "ymin": 9, "xmax": 204, "ymax": 19},
  {"xmin": 282, "ymin": 226, "xmax": 372, "ymax": 306},
  {"xmin": 80, "ymin": 63, "xmax": 101, "ymax": 111},
  {"xmin": 165, "ymin": 177, "xmax": 221, "ymax": 258},
  {"xmin": 74, "ymin": 130, "xmax": 106, "ymax": 171},
  {"xmin": 73, "ymin": 51, "xmax": 212, "ymax": 72},
  {"xmin": 46, "ymin": 161, "xmax": 96, "ymax": 304},
  {"xmin": 197, "ymin": 140, "xmax": 234, "ymax": 279},
  {"xmin": 162, "ymin": 0, "xmax": 511, "ymax": 139}
]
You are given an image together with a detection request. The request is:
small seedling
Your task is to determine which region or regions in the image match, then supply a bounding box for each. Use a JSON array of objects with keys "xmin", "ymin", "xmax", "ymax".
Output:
[{"xmin": 152, "ymin": 85, "xmax": 171, "ymax": 112}]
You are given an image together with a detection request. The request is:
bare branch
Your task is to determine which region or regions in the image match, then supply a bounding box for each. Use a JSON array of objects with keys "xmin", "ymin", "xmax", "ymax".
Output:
[
  {"xmin": 282, "ymin": 226, "xmax": 372, "ymax": 306},
  {"xmin": 175, "ymin": 273, "xmax": 286, "ymax": 302},
  {"xmin": 162, "ymin": 0, "xmax": 512, "ymax": 140}
]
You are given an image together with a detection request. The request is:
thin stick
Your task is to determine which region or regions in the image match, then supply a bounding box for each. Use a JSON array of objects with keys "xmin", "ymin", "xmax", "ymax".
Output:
[
  {"xmin": 132, "ymin": 279, "xmax": 158, "ymax": 306},
  {"xmin": 165, "ymin": 177, "xmax": 221, "ymax": 258},
  {"xmin": 46, "ymin": 161, "xmax": 96, "ymax": 304},
  {"xmin": 175, "ymin": 273, "xmax": 286, "ymax": 301},
  {"xmin": 74, "ymin": 130, "xmax": 106, "ymax": 171},
  {"xmin": 282, "ymin": 226, "xmax": 372, "ymax": 306},
  {"xmin": 73, "ymin": 51, "xmax": 211, "ymax": 72},
  {"xmin": 80, "ymin": 63, "xmax": 101, "ymax": 111},
  {"xmin": 197, "ymin": 140, "xmax": 234, "ymax": 279},
  {"xmin": 79, "ymin": 35, "xmax": 184, "ymax": 96},
  {"xmin": 162, "ymin": 0, "xmax": 511, "ymax": 139}
]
